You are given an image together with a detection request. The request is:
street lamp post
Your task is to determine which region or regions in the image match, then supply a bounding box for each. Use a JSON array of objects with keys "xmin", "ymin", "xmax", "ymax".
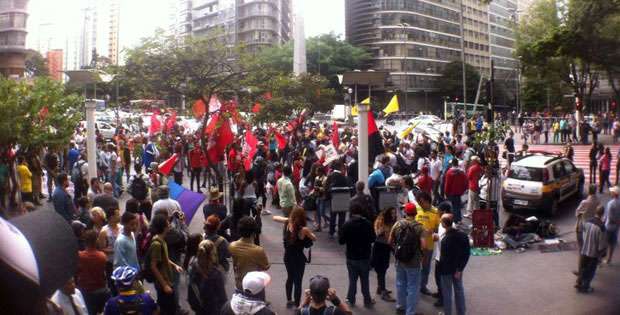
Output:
[
  {"xmin": 398, "ymin": 23, "xmax": 410, "ymax": 111},
  {"xmin": 85, "ymin": 100, "xmax": 98, "ymax": 181},
  {"xmin": 459, "ymin": 0, "xmax": 467, "ymax": 113}
]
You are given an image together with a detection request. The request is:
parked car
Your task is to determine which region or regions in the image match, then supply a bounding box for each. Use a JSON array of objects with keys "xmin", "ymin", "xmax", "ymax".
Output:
[{"xmin": 499, "ymin": 152, "xmax": 584, "ymax": 216}]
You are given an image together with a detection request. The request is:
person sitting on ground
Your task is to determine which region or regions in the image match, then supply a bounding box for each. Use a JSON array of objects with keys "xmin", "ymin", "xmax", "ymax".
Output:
[
  {"xmin": 220, "ymin": 271, "xmax": 276, "ymax": 315},
  {"xmin": 296, "ymin": 275, "xmax": 352, "ymax": 315},
  {"xmin": 104, "ymin": 266, "xmax": 158, "ymax": 315}
]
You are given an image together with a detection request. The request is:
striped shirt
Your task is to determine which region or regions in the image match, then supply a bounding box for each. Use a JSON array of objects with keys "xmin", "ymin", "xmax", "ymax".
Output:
[{"xmin": 580, "ymin": 219, "xmax": 607, "ymax": 258}]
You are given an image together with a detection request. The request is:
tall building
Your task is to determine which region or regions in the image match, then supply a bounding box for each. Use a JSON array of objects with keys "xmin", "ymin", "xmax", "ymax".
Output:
[
  {"xmin": 191, "ymin": 0, "xmax": 293, "ymax": 51},
  {"xmin": 108, "ymin": 0, "xmax": 120, "ymax": 65},
  {"xmin": 0, "ymin": 0, "xmax": 29, "ymax": 78},
  {"xmin": 46, "ymin": 49, "xmax": 63, "ymax": 81},
  {"xmin": 345, "ymin": 0, "xmax": 521, "ymax": 111}
]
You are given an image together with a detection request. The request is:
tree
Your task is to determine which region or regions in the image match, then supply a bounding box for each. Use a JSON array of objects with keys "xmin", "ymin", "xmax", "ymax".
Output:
[
  {"xmin": 518, "ymin": 0, "xmax": 620, "ymax": 110},
  {"xmin": 24, "ymin": 50, "xmax": 49, "ymax": 78},
  {"xmin": 255, "ymin": 33, "xmax": 372, "ymax": 91},
  {"xmin": 436, "ymin": 61, "xmax": 480, "ymax": 104}
]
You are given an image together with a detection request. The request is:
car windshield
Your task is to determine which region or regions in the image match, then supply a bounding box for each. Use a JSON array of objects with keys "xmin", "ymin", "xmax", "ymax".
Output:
[{"xmin": 509, "ymin": 165, "xmax": 543, "ymax": 181}]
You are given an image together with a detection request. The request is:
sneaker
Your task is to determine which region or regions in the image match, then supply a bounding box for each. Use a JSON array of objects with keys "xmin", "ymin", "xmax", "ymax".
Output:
[
  {"xmin": 262, "ymin": 209, "xmax": 272, "ymax": 215},
  {"xmin": 420, "ymin": 287, "xmax": 432, "ymax": 295},
  {"xmin": 364, "ymin": 299, "xmax": 376, "ymax": 307},
  {"xmin": 345, "ymin": 299, "xmax": 355, "ymax": 307},
  {"xmin": 463, "ymin": 213, "xmax": 472, "ymax": 219},
  {"xmin": 431, "ymin": 292, "xmax": 441, "ymax": 299},
  {"xmin": 381, "ymin": 292, "xmax": 396, "ymax": 302}
]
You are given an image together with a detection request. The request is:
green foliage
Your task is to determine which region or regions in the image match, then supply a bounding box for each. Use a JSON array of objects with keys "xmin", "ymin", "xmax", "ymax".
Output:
[
  {"xmin": 0, "ymin": 77, "xmax": 83, "ymax": 152},
  {"xmin": 517, "ymin": 0, "xmax": 620, "ymax": 110},
  {"xmin": 24, "ymin": 50, "xmax": 49, "ymax": 78},
  {"xmin": 436, "ymin": 61, "xmax": 480, "ymax": 103},
  {"xmin": 255, "ymin": 33, "xmax": 372, "ymax": 90}
]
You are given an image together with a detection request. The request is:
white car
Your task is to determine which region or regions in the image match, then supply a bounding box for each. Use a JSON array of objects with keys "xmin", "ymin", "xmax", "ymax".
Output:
[{"xmin": 97, "ymin": 122, "xmax": 116, "ymax": 139}]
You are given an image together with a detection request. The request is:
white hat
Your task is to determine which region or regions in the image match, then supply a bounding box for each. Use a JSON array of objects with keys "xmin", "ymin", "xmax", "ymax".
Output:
[{"xmin": 242, "ymin": 271, "xmax": 271, "ymax": 295}]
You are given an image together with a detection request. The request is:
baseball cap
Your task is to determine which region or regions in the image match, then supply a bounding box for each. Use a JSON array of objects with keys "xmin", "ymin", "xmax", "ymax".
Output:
[
  {"xmin": 404, "ymin": 202, "xmax": 417, "ymax": 216},
  {"xmin": 309, "ymin": 275, "xmax": 330, "ymax": 296},
  {"xmin": 0, "ymin": 210, "xmax": 78, "ymax": 311},
  {"xmin": 242, "ymin": 271, "xmax": 271, "ymax": 296}
]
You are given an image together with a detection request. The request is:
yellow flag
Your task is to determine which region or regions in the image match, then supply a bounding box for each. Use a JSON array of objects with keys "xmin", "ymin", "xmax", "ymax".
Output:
[
  {"xmin": 399, "ymin": 125, "xmax": 414, "ymax": 139},
  {"xmin": 351, "ymin": 105, "xmax": 359, "ymax": 116},
  {"xmin": 361, "ymin": 97, "xmax": 370, "ymax": 105},
  {"xmin": 383, "ymin": 95, "xmax": 399, "ymax": 115}
]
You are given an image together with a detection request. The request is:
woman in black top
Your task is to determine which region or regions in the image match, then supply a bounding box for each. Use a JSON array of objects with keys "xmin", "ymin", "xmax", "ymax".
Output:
[
  {"xmin": 371, "ymin": 207, "xmax": 397, "ymax": 302},
  {"xmin": 273, "ymin": 206, "xmax": 317, "ymax": 307},
  {"xmin": 187, "ymin": 239, "xmax": 227, "ymax": 315}
]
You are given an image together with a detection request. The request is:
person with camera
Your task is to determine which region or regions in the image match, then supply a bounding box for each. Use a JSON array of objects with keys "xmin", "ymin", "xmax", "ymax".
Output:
[{"xmin": 297, "ymin": 275, "xmax": 352, "ymax": 315}]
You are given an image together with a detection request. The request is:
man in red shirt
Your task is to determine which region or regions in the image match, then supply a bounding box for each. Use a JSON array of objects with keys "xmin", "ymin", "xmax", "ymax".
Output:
[
  {"xmin": 466, "ymin": 156, "xmax": 483, "ymax": 219},
  {"xmin": 416, "ymin": 166, "xmax": 433, "ymax": 195},
  {"xmin": 444, "ymin": 158, "xmax": 467, "ymax": 224},
  {"xmin": 188, "ymin": 142, "xmax": 204, "ymax": 191},
  {"xmin": 77, "ymin": 229, "xmax": 109, "ymax": 315}
]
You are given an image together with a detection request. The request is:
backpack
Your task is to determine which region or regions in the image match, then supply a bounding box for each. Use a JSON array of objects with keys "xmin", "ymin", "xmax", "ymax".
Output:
[
  {"xmin": 301, "ymin": 305, "xmax": 335, "ymax": 315},
  {"xmin": 393, "ymin": 220, "xmax": 422, "ymax": 263},
  {"xmin": 187, "ymin": 263, "xmax": 206, "ymax": 312},
  {"xmin": 141, "ymin": 237, "xmax": 160, "ymax": 283},
  {"xmin": 71, "ymin": 161, "xmax": 85, "ymax": 183},
  {"xmin": 115, "ymin": 294, "xmax": 146, "ymax": 315},
  {"xmin": 129, "ymin": 175, "xmax": 148, "ymax": 200}
]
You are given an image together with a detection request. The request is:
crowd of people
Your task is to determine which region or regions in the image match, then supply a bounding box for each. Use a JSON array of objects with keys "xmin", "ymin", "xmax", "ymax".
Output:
[{"xmin": 2, "ymin": 107, "xmax": 619, "ymax": 315}]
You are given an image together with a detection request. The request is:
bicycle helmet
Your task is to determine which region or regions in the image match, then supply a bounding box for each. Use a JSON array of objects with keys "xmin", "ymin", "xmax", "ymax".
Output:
[{"xmin": 111, "ymin": 266, "xmax": 138, "ymax": 288}]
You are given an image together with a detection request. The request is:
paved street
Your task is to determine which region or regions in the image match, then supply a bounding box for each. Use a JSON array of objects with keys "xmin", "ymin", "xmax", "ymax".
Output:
[{"xmin": 29, "ymin": 130, "xmax": 620, "ymax": 315}]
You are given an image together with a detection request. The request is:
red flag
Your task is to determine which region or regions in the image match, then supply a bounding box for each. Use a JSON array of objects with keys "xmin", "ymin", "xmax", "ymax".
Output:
[
  {"xmin": 204, "ymin": 114, "xmax": 220, "ymax": 135},
  {"xmin": 215, "ymin": 118, "xmax": 234, "ymax": 154},
  {"xmin": 243, "ymin": 130, "xmax": 258, "ymax": 171},
  {"xmin": 158, "ymin": 153, "xmax": 179, "ymax": 176},
  {"xmin": 331, "ymin": 121, "xmax": 339, "ymax": 148},
  {"xmin": 274, "ymin": 131, "xmax": 286, "ymax": 150},
  {"xmin": 368, "ymin": 111, "xmax": 384, "ymax": 163},
  {"xmin": 165, "ymin": 110, "xmax": 177, "ymax": 131},
  {"xmin": 148, "ymin": 112, "xmax": 161, "ymax": 135},
  {"xmin": 192, "ymin": 99, "xmax": 206, "ymax": 118},
  {"xmin": 252, "ymin": 102, "xmax": 262, "ymax": 113}
]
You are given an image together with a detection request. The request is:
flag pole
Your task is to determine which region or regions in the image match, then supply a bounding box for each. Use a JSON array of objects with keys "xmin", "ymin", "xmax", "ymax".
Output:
[{"xmin": 358, "ymin": 84, "xmax": 370, "ymax": 193}]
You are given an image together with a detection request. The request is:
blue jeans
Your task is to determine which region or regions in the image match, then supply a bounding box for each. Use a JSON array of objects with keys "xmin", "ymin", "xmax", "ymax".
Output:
[
  {"xmin": 440, "ymin": 274, "xmax": 466, "ymax": 315},
  {"xmin": 316, "ymin": 199, "xmax": 328, "ymax": 228},
  {"xmin": 420, "ymin": 250, "xmax": 433, "ymax": 290},
  {"xmin": 346, "ymin": 259, "xmax": 372, "ymax": 304},
  {"xmin": 395, "ymin": 263, "xmax": 421, "ymax": 315},
  {"xmin": 447, "ymin": 195, "xmax": 463, "ymax": 223}
]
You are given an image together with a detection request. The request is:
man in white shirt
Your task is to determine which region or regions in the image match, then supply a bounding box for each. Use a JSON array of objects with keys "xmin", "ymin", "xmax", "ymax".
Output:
[
  {"xmin": 432, "ymin": 203, "xmax": 454, "ymax": 308},
  {"xmin": 50, "ymin": 277, "xmax": 88, "ymax": 315},
  {"xmin": 152, "ymin": 186, "xmax": 182, "ymax": 218},
  {"xmin": 430, "ymin": 150, "xmax": 443, "ymax": 203}
]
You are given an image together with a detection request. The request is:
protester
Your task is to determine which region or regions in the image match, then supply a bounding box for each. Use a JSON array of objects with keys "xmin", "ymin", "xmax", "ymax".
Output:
[
  {"xmin": 203, "ymin": 214, "xmax": 231, "ymax": 272},
  {"xmin": 229, "ymin": 216, "xmax": 271, "ymax": 293},
  {"xmin": 372, "ymin": 207, "xmax": 397, "ymax": 302},
  {"xmin": 147, "ymin": 214, "xmax": 184, "ymax": 314},
  {"xmin": 44, "ymin": 149, "xmax": 60, "ymax": 200},
  {"xmin": 16, "ymin": 156, "xmax": 33, "ymax": 202},
  {"xmin": 152, "ymin": 186, "xmax": 182, "ymax": 218},
  {"xmin": 576, "ymin": 206, "xmax": 608, "ymax": 293},
  {"xmin": 52, "ymin": 173, "xmax": 75, "ymax": 222},
  {"xmin": 277, "ymin": 165, "xmax": 297, "ymax": 216},
  {"xmin": 92, "ymin": 183, "xmax": 120, "ymax": 215},
  {"xmin": 338, "ymin": 203, "xmax": 376, "ymax": 307},
  {"xmin": 113, "ymin": 211, "xmax": 140, "ymax": 270},
  {"xmin": 77, "ymin": 229, "xmax": 110, "ymax": 315},
  {"xmin": 350, "ymin": 181, "xmax": 377, "ymax": 222},
  {"xmin": 221, "ymin": 271, "xmax": 276, "ymax": 315},
  {"xmin": 444, "ymin": 159, "xmax": 467, "ymax": 224},
  {"xmin": 389, "ymin": 202, "xmax": 427, "ymax": 315},
  {"xmin": 604, "ymin": 186, "xmax": 620, "ymax": 264},
  {"xmin": 98, "ymin": 206, "xmax": 121, "ymax": 295},
  {"xmin": 327, "ymin": 161, "xmax": 352, "ymax": 236},
  {"xmin": 465, "ymin": 156, "xmax": 483, "ymax": 218},
  {"xmin": 104, "ymin": 266, "xmax": 158, "ymax": 315},
  {"xmin": 50, "ymin": 277, "xmax": 88, "ymax": 315},
  {"xmin": 438, "ymin": 214, "xmax": 471, "ymax": 315},
  {"xmin": 414, "ymin": 191, "xmax": 441, "ymax": 297},
  {"xmin": 599, "ymin": 147, "xmax": 612, "ymax": 193},
  {"xmin": 273, "ymin": 206, "xmax": 316, "ymax": 307},
  {"xmin": 296, "ymin": 275, "xmax": 353, "ymax": 315},
  {"xmin": 187, "ymin": 239, "xmax": 228, "ymax": 315}
]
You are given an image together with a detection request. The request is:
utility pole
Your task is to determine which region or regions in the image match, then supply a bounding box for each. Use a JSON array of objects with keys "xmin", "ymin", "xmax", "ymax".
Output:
[{"xmin": 459, "ymin": 0, "xmax": 467, "ymax": 115}]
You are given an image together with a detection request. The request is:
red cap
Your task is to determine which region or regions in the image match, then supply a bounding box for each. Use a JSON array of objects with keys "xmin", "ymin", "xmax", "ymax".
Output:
[{"xmin": 404, "ymin": 203, "xmax": 417, "ymax": 216}]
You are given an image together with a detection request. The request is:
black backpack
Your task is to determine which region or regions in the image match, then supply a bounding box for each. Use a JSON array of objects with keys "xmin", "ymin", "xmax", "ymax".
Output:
[
  {"xmin": 129, "ymin": 175, "xmax": 148, "ymax": 200},
  {"xmin": 394, "ymin": 220, "xmax": 422, "ymax": 263},
  {"xmin": 301, "ymin": 305, "xmax": 335, "ymax": 315}
]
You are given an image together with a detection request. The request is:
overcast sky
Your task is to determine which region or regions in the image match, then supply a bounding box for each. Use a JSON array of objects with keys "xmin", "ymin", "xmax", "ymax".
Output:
[{"xmin": 27, "ymin": 0, "xmax": 345, "ymax": 51}]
